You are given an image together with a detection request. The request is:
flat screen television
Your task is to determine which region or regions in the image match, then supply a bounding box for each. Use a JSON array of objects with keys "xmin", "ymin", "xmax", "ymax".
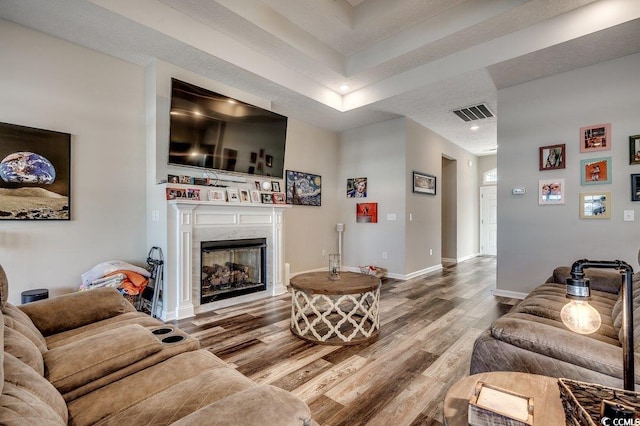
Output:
[{"xmin": 168, "ymin": 78, "xmax": 288, "ymax": 179}]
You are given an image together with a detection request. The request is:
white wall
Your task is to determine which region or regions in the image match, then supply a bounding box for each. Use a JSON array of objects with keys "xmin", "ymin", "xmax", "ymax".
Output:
[
  {"xmin": 406, "ymin": 119, "xmax": 479, "ymax": 267},
  {"xmin": 338, "ymin": 118, "xmax": 479, "ymax": 278},
  {"xmin": 284, "ymin": 121, "xmax": 340, "ymax": 273},
  {"xmin": 497, "ymin": 52, "xmax": 640, "ymax": 295},
  {"xmin": 339, "ymin": 118, "xmax": 407, "ymax": 276},
  {"xmin": 0, "ymin": 20, "xmax": 147, "ymax": 304}
]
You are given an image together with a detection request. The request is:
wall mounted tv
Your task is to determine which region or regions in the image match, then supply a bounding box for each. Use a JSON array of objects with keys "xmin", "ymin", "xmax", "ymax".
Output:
[{"xmin": 168, "ymin": 78, "xmax": 288, "ymax": 179}]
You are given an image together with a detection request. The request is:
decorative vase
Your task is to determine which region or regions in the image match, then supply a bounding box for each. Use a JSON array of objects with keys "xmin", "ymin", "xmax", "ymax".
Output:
[{"xmin": 329, "ymin": 254, "xmax": 341, "ymax": 280}]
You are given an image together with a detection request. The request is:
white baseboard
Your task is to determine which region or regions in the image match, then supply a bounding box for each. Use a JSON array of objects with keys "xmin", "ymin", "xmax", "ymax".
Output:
[{"xmin": 491, "ymin": 288, "xmax": 527, "ymax": 299}]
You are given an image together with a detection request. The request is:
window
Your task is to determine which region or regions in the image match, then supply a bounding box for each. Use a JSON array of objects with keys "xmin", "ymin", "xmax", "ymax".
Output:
[{"xmin": 483, "ymin": 168, "xmax": 497, "ymax": 184}]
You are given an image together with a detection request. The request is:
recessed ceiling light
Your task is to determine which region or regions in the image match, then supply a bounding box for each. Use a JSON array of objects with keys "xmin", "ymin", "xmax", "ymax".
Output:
[
  {"xmin": 470, "ymin": 125, "xmax": 480, "ymax": 131},
  {"xmin": 339, "ymin": 84, "xmax": 350, "ymax": 92}
]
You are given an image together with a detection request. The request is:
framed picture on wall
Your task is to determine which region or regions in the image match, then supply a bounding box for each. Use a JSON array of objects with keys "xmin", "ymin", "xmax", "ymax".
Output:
[
  {"xmin": 631, "ymin": 174, "xmax": 640, "ymax": 201},
  {"xmin": 413, "ymin": 171, "xmax": 436, "ymax": 195},
  {"xmin": 539, "ymin": 144, "xmax": 565, "ymax": 170},
  {"xmin": 285, "ymin": 170, "xmax": 321, "ymax": 206},
  {"xmin": 580, "ymin": 157, "xmax": 611, "ymax": 185},
  {"xmin": 538, "ymin": 179, "xmax": 565, "ymax": 205},
  {"xmin": 356, "ymin": 202, "xmax": 378, "ymax": 223},
  {"xmin": 629, "ymin": 134, "xmax": 640, "ymax": 164},
  {"xmin": 580, "ymin": 192, "xmax": 610, "ymax": 219},
  {"xmin": 0, "ymin": 121, "xmax": 71, "ymax": 220},
  {"xmin": 580, "ymin": 123, "xmax": 611, "ymax": 153}
]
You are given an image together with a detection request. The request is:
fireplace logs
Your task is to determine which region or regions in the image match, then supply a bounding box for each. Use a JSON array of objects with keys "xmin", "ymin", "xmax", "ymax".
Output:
[{"xmin": 202, "ymin": 262, "xmax": 251, "ymax": 290}]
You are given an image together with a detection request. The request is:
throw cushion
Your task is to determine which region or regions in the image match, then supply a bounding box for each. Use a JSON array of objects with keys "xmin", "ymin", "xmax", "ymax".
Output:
[
  {"xmin": 44, "ymin": 323, "xmax": 162, "ymax": 394},
  {"xmin": 3, "ymin": 352, "xmax": 68, "ymax": 423},
  {"xmin": 4, "ymin": 325, "xmax": 44, "ymax": 375},
  {"xmin": 3, "ymin": 303, "xmax": 47, "ymax": 352}
]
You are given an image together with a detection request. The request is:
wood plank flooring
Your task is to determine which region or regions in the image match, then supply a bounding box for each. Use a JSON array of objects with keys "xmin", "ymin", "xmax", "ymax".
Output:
[{"xmin": 173, "ymin": 256, "xmax": 516, "ymax": 425}]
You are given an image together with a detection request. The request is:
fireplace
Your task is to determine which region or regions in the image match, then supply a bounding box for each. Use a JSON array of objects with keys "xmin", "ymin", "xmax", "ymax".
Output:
[
  {"xmin": 200, "ymin": 238, "xmax": 267, "ymax": 304},
  {"xmin": 162, "ymin": 199, "xmax": 289, "ymax": 321}
]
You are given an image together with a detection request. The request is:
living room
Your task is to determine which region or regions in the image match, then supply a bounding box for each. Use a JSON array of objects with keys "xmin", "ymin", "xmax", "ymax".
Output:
[{"xmin": 1, "ymin": 1, "xmax": 640, "ymax": 423}]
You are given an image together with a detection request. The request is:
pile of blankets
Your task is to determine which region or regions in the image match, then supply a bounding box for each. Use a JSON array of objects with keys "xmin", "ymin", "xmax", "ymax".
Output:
[{"xmin": 80, "ymin": 260, "xmax": 151, "ymax": 295}]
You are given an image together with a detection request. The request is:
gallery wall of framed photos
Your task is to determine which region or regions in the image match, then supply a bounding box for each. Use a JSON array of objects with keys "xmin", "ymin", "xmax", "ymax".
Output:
[{"xmin": 537, "ymin": 122, "xmax": 640, "ymax": 219}]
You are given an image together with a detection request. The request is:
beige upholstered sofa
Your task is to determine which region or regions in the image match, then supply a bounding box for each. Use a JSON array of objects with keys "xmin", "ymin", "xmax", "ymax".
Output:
[
  {"xmin": 470, "ymin": 266, "xmax": 640, "ymax": 389},
  {"xmin": 0, "ymin": 265, "xmax": 316, "ymax": 425}
]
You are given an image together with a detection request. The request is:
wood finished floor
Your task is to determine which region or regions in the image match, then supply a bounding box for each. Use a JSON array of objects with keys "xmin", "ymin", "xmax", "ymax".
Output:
[{"xmin": 173, "ymin": 256, "xmax": 516, "ymax": 426}]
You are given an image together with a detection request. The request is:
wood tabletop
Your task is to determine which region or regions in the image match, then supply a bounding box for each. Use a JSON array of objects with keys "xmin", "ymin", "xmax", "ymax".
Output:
[
  {"xmin": 289, "ymin": 271, "xmax": 380, "ymax": 294},
  {"xmin": 443, "ymin": 372, "xmax": 565, "ymax": 426}
]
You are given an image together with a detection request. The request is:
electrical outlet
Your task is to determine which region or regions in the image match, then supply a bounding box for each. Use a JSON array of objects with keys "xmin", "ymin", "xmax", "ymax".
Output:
[
  {"xmin": 382, "ymin": 252, "xmax": 388, "ymax": 259},
  {"xmin": 429, "ymin": 248, "xmax": 433, "ymax": 256}
]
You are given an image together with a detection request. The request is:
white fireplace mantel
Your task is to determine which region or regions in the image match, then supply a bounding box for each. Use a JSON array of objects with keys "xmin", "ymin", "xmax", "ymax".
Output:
[{"xmin": 162, "ymin": 200, "xmax": 290, "ymax": 320}]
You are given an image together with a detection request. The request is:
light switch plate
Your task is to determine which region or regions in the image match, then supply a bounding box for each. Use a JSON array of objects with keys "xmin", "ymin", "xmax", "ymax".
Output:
[
  {"xmin": 512, "ymin": 187, "xmax": 525, "ymax": 195},
  {"xmin": 624, "ymin": 210, "xmax": 635, "ymax": 222}
]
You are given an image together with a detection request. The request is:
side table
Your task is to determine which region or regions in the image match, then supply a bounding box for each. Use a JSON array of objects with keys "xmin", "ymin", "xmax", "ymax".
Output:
[
  {"xmin": 443, "ymin": 372, "xmax": 565, "ymax": 425},
  {"xmin": 290, "ymin": 271, "xmax": 380, "ymax": 345}
]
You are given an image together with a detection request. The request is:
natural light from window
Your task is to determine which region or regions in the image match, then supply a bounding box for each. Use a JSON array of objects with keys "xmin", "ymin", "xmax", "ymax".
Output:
[{"xmin": 483, "ymin": 168, "xmax": 497, "ymax": 184}]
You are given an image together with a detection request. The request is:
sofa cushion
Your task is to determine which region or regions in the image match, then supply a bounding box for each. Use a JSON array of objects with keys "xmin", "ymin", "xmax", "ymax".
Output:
[
  {"xmin": 611, "ymin": 274, "xmax": 640, "ymax": 349},
  {"xmin": 551, "ymin": 266, "xmax": 623, "ymax": 294},
  {"xmin": 44, "ymin": 311, "xmax": 161, "ymax": 349},
  {"xmin": 0, "ymin": 382, "xmax": 66, "ymax": 426},
  {"xmin": 3, "ymin": 352, "xmax": 68, "ymax": 423},
  {"xmin": 44, "ymin": 323, "xmax": 162, "ymax": 394},
  {"xmin": 67, "ymin": 350, "xmax": 246, "ymax": 426},
  {"xmin": 4, "ymin": 325, "xmax": 44, "ymax": 375},
  {"xmin": 172, "ymin": 385, "xmax": 315, "ymax": 426},
  {"xmin": 3, "ymin": 303, "xmax": 47, "ymax": 352}
]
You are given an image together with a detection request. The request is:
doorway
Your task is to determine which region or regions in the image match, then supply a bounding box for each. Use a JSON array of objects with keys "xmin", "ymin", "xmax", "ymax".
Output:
[
  {"xmin": 441, "ymin": 157, "xmax": 457, "ymax": 262},
  {"xmin": 480, "ymin": 185, "xmax": 497, "ymax": 256}
]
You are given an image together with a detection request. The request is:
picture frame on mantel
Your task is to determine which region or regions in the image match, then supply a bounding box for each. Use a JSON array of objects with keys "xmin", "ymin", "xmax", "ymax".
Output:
[{"xmin": 0, "ymin": 121, "xmax": 71, "ymax": 220}]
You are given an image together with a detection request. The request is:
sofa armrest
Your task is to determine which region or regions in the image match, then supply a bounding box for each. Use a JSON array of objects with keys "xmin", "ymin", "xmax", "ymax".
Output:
[
  {"xmin": 491, "ymin": 316, "xmax": 632, "ymax": 379},
  {"xmin": 549, "ymin": 266, "xmax": 622, "ymax": 294},
  {"xmin": 18, "ymin": 287, "xmax": 136, "ymax": 336}
]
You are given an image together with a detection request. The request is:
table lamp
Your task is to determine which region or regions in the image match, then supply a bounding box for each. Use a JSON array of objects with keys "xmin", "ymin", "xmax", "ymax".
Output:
[{"xmin": 561, "ymin": 259, "xmax": 635, "ymax": 391}]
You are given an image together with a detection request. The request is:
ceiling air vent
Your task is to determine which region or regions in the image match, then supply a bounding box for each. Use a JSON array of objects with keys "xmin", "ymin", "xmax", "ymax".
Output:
[{"xmin": 452, "ymin": 103, "xmax": 494, "ymax": 122}]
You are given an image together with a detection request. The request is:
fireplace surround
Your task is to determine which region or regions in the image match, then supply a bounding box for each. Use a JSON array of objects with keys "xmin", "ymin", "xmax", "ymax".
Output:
[{"xmin": 161, "ymin": 199, "xmax": 289, "ymax": 320}]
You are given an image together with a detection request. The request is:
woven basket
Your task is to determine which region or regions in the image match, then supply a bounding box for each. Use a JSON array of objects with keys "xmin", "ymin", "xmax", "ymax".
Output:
[{"xmin": 558, "ymin": 378, "xmax": 640, "ymax": 425}]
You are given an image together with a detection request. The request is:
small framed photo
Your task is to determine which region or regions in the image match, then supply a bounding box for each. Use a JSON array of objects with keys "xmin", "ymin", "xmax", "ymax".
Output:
[
  {"xmin": 250, "ymin": 189, "xmax": 261, "ymax": 203},
  {"xmin": 272, "ymin": 192, "xmax": 286, "ymax": 204},
  {"xmin": 208, "ymin": 189, "xmax": 226, "ymax": 202},
  {"xmin": 580, "ymin": 192, "xmax": 610, "ymax": 219},
  {"xmin": 271, "ymin": 181, "xmax": 280, "ymax": 192},
  {"xmin": 539, "ymin": 179, "xmax": 565, "ymax": 205},
  {"xmin": 539, "ymin": 144, "xmax": 565, "ymax": 170},
  {"xmin": 581, "ymin": 157, "xmax": 611, "ymax": 185},
  {"xmin": 261, "ymin": 193, "xmax": 274, "ymax": 204},
  {"xmin": 413, "ymin": 171, "xmax": 436, "ymax": 195},
  {"xmin": 580, "ymin": 123, "xmax": 611, "ymax": 153},
  {"xmin": 631, "ymin": 174, "xmax": 640, "ymax": 201},
  {"xmin": 347, "ymin": 177, "xmax": 367, "ymax": 198},
  {"xmin": 239, "ymin": 189, "xmax": 250, "ymax": 202},
  {"xmin": 226, "ymin": 187, "xmax": 240, "ymax": 203},
  {"xmin": 629, "ymin": 135, "xmax": 640, "ymax": 164}
]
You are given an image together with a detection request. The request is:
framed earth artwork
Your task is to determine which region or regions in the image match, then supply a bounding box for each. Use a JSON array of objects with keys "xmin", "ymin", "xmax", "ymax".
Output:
[
  {"xmin": 285, "ymin": 170, "xmax": 321, "ymax": 206},
  {"xmin": 0, "ymin": 122, "xmax": 70, "ymax": 220}
]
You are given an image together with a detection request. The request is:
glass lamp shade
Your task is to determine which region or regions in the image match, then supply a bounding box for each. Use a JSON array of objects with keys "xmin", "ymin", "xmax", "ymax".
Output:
[{"xmin": 560, "ymin": 300, "xmax": 602, "ymax": 335}]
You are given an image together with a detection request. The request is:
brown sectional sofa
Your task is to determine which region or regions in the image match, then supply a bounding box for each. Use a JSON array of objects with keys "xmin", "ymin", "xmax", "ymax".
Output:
[
  {"xmin": 0, "ymin": 265, "xmax": 316, "ymax": 425},
  {"xmin": 470, "ymin": 266, "xmax": 640, "ymax": 389}
]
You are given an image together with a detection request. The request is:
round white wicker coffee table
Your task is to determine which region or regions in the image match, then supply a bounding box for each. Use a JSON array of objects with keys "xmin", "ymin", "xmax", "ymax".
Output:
[{"xmin": 290, "ymin": 271, "xmax": 381, "ymax": 345}]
